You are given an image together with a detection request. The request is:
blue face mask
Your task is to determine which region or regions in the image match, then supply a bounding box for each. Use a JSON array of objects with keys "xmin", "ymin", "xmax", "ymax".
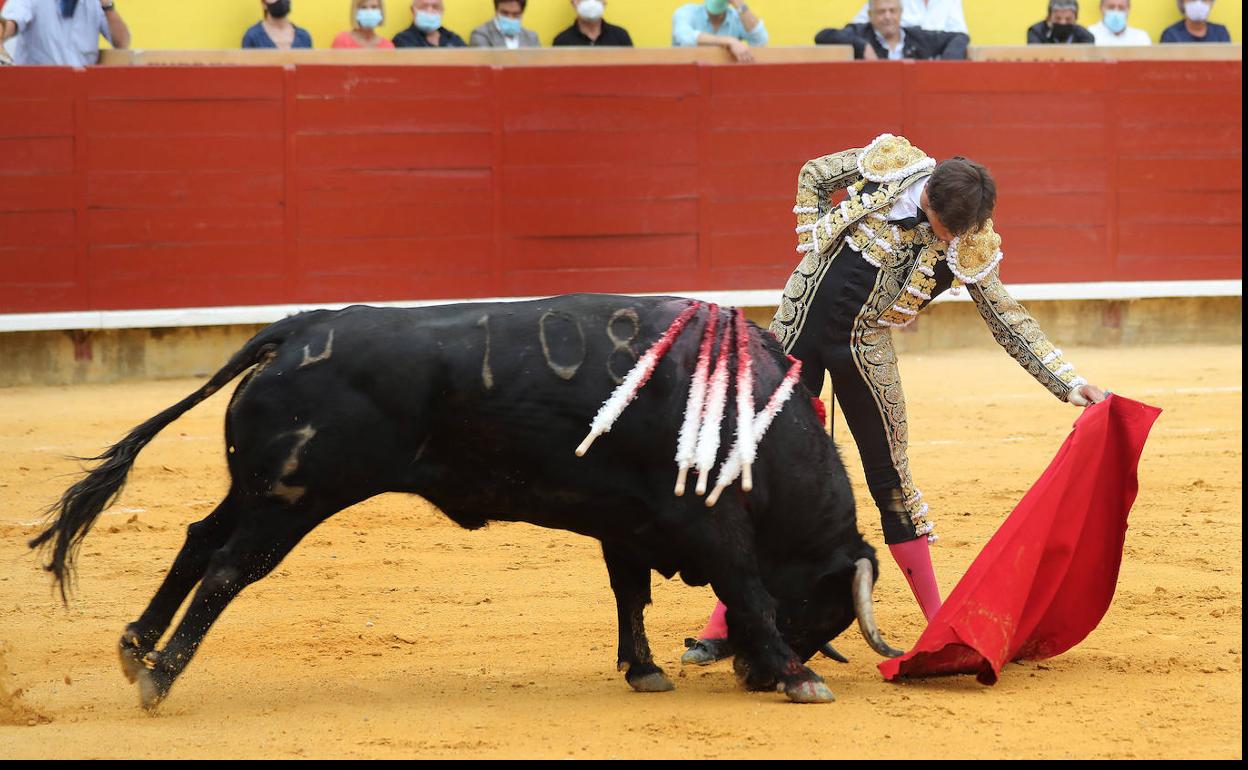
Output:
[
  {"xmin": 356, "ymin": 8, "xmax": 383, "ymax": 29},
  {"xmin": 496, "ymin": 15, "xmax": 522, "ymax": 37},
  {"xmin": 415, "ymin": 10, "xmax": 442, "ymax": 32},
  {"xmin": 1103, "ymin": 9, "xmax": 1128, "ymax": 34}
]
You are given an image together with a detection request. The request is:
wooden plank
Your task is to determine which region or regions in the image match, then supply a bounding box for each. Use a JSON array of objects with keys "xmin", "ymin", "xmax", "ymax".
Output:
[
  {"xmin": 500, "ymin": 96, "xmax": 698, "ymax": 133},
  {"xmin": 503, "ymin": 129, "xmax": 697, "ymax": 166},
  {"xmin": 88, "ymin": 171, "xmax": 286, "ymax": 208},
  {"xmin": 1117, "ymin": 91, "xmax": 1242, "ymax": 124},
  {"xmin": 0, "ymin": 99, "xmax": 74, "ymax": 138},
  {"xmin": 295, "ymin": 97, "xmax": 492, "ymax": 133},
  {"xmin": 0, "ymin": 67, "xmax": 76, "ymax": 99},
  {"xmin": 84, "ymin": 67, "xmax": 285, "ymax": 100},
  {"xmin": 502, "ymin": 199, "xmax": 698, "ymax": 238},
  {"xmin": 88, "ymin": 208, "xmax": 285, "ymax": 246},
  {"xmin": 908, "ymin": 61, "xmax": 1110, "ymax": 93},
  {"xmin": 0, "ymin": 210, "xmax": 75, "ymax": 247},
  {"xmin": 295, "ymin": 65, "xmax": 490, "ymax": 98},
  {"xmin": 502, "ymin": 164, "xmax": 697, "ymax": 201},
  {"xmin": 296, "ymin": 131, "xmax": 493, "ymax": 170},
  {"xmin": 87, "ymin": 100, "xmax": 285, "ymax": 137},
  {"xmin": 502, "ymin": 234, "xmax": 697, "ymax": 272},
  {"xmin": 709, "ymin": 61, "xmax": 900, "ymax": 96},
  {"xmin": 0, "ymin": 174, "xmax": 75, "ymax": 211},
  {"xmin": 910, "ymin": 124, "xmax": 1107, "ymax": 160},
  {"xmin": 496, "ymin": 65, "xmax": 700, "ymax": 97},
  {"xmin": 0, "ymin": 136, "xmax": 74, "ymax": 174},
  {"xmin": 909, "ymin": 92, "xmax": 1107, "ymax": 126},
  {"xmin": 85, "ymin": 135, "xmax": 285, "ymax": 173},
  {"xmin": 1118, "ymin": 190, "xmax": 1242, "ymax": 225},
  {"xmin": 706, "ymin": 92, "xmax": 906, "ymax": 130},
  {"xmin": 297, "ymin": 169, "xmax": 490, "ymax": 208},
  {"xmin": 1115, "ymin": 123, "xmax": 1241, "ymax": 155},
  {"xmin": 298, "ymin": 201, "xmax": 484, "ymax": 239},
  {"xmin": 1117, "ymin": 156, "xmax": 1242, "ymax": 192},
  {"xmin": 87, "ymin": 243, "xmax": 285, "ymax": 309}
]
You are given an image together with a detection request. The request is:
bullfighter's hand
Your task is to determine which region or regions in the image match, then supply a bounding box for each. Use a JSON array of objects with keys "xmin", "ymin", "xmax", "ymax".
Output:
[{"xmin": 1067, "ymin": 383, "xmax": 1108, "ymax": 407}]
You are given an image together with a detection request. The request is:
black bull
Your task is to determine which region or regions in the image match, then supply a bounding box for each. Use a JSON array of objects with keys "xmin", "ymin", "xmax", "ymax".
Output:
[{"xmin": 32, "ymin": 294, "xmax": 901, "ymax": 708}]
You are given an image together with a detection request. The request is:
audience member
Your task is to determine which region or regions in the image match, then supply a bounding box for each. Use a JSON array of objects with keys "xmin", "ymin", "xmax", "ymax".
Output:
[
  {"xmin": 850, "ymin": 0, "xmax": 966, "ymax": 33},
  {"xmin": 1, "ymin": 0, "xmax": 129, "ymax": 65},
  {"xmin": 333, "ymin": 0, "xmax": 395, "ymax": 48},
  {"xmin": 470, "ymin": 0, "xmax": 539, "ymax": 48},
  {"xmin": 1088, "ymin": 0, "xmax": 1150, "ymax": 45},
  {"xmin": 394, "ymin": 0, "xmax": 466, "ymax": 47},
  {"xmin": 672, "ymin": 0, "xmax": 767, "ymax": 63},
  {"xmin": 818, "ymin": 0, "xmax": 967, "ymax": 60},
  {"xmin": 1028, "ymin": 0, "xmax": 1095, "ymax": 44},
  {"xmin": 243, "ymin": 0, "xmax": 313, "ymax": 49},
  {"xmin": 1161, "ymin": 0, "xmax": 1231, "ymax": 43},
  {"xmin": 553, "ymin": 0, "xmax": 632, "ymax": 47}
]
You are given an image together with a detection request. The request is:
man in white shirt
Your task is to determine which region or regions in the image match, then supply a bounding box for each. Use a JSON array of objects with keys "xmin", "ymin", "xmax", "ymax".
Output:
[
  {"xmin": 850, "ymin": 0, "xmax": 966, "ymax": 34},
  {"xmin": 1088, "ymin": 0, "xmax": 1151, "ymax": 45}
]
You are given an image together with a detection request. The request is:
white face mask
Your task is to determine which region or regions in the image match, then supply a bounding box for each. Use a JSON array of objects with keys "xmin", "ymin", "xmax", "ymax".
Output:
[
  {"xmin": 1184, "ymin": 1, "xmax": 1212, "ymax": 22},
  {"xmin": 577, "ymin": 0, "xmax": 605, "ymax": 21}
]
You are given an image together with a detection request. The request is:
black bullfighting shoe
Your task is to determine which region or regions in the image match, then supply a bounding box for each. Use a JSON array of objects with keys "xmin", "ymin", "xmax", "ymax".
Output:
[{"xmin": 680, "ymin": 637, "xmax": 734, "ymax": 666}]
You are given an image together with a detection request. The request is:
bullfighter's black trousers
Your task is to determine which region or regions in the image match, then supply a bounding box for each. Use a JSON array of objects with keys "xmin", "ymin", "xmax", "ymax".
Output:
[{"xmin": 785, "ymin": 241, "xmax": 936, "ymax": 545}]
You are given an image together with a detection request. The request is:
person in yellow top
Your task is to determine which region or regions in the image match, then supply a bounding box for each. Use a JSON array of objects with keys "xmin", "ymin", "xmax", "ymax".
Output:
[{"xmin": 682, "ymin": 134, "xmax": 1108, "ymax": 665}]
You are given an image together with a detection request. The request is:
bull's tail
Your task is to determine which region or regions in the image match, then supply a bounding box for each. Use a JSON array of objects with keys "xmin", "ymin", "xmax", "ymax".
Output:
[{"xmin": 30, "ymin": 318, "xmax": 298, "ymax": 601}]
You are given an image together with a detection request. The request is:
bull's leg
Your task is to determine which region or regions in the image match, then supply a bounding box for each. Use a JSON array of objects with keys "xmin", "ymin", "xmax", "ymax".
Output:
[
  {"xmin": 118, "ymin": 494, "xmax": 238, "ymax": 685},
  {"xmin": 132, "ymin": 502, "xmax": 320, "ymax": 710},
  {"xmin": 601, "ymin": 542, "xmax": 674, "ymax": 693},
  {"xmin": 711, "ymin": 575, "xmax": 834, "ymax": 704}
]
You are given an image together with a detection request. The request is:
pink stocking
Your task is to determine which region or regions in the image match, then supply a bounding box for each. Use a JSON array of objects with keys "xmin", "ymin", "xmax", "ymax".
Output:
[
  {"xmin": 698, "ymin": 601, "xmax": 729, "ymax": 640},
  {"xmin": 889, "ymin": 538, "xmax": 943, "ymax": 621}
]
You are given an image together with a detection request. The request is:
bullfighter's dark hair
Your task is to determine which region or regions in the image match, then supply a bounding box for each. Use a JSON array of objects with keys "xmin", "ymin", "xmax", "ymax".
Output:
[{"xmin": 927, "ymin": 157, "xmax": 996, "ymax": 237}]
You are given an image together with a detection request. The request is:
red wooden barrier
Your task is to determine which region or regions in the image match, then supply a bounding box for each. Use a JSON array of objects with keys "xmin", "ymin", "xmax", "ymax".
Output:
[{"xmin": 0, "ymin": 60, "xmax": 1241, "ymax": 314}]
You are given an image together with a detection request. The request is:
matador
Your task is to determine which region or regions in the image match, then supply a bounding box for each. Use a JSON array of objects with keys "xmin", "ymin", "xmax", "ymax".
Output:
[{"xmin": 682, "ymin": 134, "xmax": 1108, "ymax": 665}]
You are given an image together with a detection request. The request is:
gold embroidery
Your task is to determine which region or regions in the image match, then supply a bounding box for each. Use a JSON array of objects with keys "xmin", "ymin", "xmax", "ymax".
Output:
[
  {"xmin": 948, "ymin": 219, "xmax": 1004, "ymax": 284},
  {"xmin": 858, "ymin": 134, "xmax": 936, "ymax": 183},
  {"xmin": 968, "ymin": 272, "xmax": 1084, "ymax": 400}
]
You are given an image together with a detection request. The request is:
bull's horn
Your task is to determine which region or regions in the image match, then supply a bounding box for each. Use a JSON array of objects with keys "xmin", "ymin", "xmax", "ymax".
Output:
[{"xmin": 853, "ymin": 558, "xmax": 904, "ymax": 658}]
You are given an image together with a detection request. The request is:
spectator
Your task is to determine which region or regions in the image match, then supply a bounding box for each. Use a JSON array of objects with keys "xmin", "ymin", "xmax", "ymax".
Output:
[
  {"xmin": 850, "ymin": 0, "xmax": 966, "ymax": 33},
  {"xmin": 672, "ymin": 0, "xmax": 767, "ymax": 64},
  {"xmin": 1087, "ymin": 0, "xmax": 1150, "ymax": 45},
  {"xmin": 333, "ymin": 0, "xmax": 396, "ymax": 49},
  {"xmin": 1028, "ymin": 0, "xmax": 1095, "ymax": 44},
  {"xmin": 394, "ymin": 0, "xmax": 466, "ymax": 47},
  {"xmin": 470, "ymin": 0, "xmax": 539, "ymax": 48},
  {"xmin": 553, "ymin": 0, "xmax": 633, "ymax": 47},
  {"xmin": 0, "ymin": 0, "xmax": 130, "ymax": 66},
  {"xmin": 243, "ymin": 0, "xmax": 313, "ymax": 49},
  {"xmin": 817, "ymin": 0, "xmax": 968, "ymax": 60},
  {"xmin": 1161, "ymin": 0, "xmax": 1231, "ymax": 43}
]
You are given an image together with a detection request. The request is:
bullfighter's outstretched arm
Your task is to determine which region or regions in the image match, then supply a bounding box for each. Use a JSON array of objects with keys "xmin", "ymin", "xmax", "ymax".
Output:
[{"xmin": 967, "ymin": 272, "xmax": 1090, "ymax": 402}]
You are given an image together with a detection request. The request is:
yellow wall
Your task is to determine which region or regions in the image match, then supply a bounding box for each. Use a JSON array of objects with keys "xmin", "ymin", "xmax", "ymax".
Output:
[{"xmin": 115, "ymin": 0, "xmax": 1242, "ymax": 49}]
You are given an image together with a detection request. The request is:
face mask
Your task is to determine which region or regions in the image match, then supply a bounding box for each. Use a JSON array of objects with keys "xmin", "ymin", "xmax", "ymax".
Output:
[
  {"xmin": 1103, "ymin": 9, "xmax": 1128, "ymax": 33},
  {"xmin": 267, "ymin": 0, "xmax": 291, "ymax": 19},
  {"xmin": 356, "ymin": 8, "xmax": 383, "ymax": 29},
  {"xmin": 415, "ymin": 10, "xmax": 442, "ymax": 31},
  {"xmin": 1184, "ymin": 1, "xmax": 1211, "ymax": 22},
  {"xmin": 577, "ymin": 0, "xmax": 605, "ymax": 21},
  {"xmin": 496, "ymin": 15, "xmax": 522, "ymax": 37},
  {"xmin": 1052, "ymin": 23, "xmax": 1076, "ymax": 38},
  {"xmin": 705, "ymin": 0, "xmax": 729, "ymax": 14}
]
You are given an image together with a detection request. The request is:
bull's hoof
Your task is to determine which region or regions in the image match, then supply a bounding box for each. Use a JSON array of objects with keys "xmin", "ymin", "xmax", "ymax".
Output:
[
  {"xmin": 680, "ymin": 637, "xmax": 733, "ymax": 666},
  {"xmin": 118, "ymin": 628, "xmax": 149, "ymax": 685},
  {"xmin": 627, "ymin": 671, "xmax": 676, "ymax": 693},
  {"xmin": 784, "ymin": 679, "xmax": 836, "ymax": 704},
  {"xmin": 133, "ymin": 653, "xmax": 172, "ymax": 711}
]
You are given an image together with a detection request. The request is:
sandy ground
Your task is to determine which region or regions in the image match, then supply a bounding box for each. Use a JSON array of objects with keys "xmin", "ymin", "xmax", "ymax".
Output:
[{"xmin": 0, "ymin": 344, "xmax": 1240, "ymax": 759}]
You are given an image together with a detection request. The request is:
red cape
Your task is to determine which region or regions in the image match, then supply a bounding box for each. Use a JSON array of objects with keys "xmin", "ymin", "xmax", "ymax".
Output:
[{"xmin": 879, "ymin": 395, "xmax": 1161, "ymax": 684}]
